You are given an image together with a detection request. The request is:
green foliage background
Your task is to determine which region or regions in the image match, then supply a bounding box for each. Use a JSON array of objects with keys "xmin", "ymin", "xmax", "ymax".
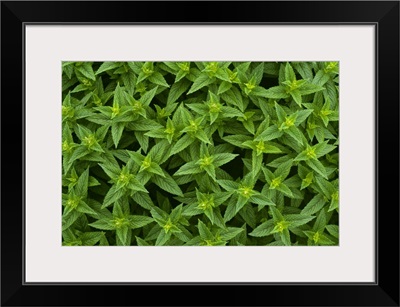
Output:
[{"xmin": 62, "ymin": 61, "xmax": 339, "ymax": 246}]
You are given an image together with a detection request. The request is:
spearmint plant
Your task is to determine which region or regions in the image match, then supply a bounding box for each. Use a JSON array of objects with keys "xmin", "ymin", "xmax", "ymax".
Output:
[{"xmin": 62, "ymin": 61, "xmax": 339, "ymax": 246}]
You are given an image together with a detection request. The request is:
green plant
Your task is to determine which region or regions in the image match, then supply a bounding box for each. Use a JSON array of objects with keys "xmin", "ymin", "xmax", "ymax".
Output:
[{"xmin": 62, "ymin": 61, "xmax": 339, "ymax": 246}]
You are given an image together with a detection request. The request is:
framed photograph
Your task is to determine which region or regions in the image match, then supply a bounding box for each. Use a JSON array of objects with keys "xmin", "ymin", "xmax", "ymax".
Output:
[{"xmin": 1, "ymin": 1, "xmax": 399, "ymax": 306}]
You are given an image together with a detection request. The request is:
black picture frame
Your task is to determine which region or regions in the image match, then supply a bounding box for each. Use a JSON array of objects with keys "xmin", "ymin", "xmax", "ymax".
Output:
[{"xmin": 1, "ymin": 1, "xmax": 399, "ymax": 306}]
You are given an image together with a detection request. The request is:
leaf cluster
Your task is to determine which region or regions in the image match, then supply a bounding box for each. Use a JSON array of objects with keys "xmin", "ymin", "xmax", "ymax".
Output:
[{"xmin": 62, "ymin": 61, "xmax": 339, "ymax": 246}]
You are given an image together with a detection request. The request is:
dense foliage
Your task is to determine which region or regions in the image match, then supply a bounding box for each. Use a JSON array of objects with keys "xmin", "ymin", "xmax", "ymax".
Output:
[{"xmin": 62, "ymin": 61, "xmax": 339, "ymax": 246}]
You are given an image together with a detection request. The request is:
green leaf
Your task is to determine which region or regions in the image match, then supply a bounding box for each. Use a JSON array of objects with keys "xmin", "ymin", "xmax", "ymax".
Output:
[
  {"xmin": 274, "ymin": 159, "xmax": 293, "ymax": 179},
  {"xmin": 306, "ymin": 159, "xmax": 328, "ymax": 179},
  {"xmin": 290, "ymin": 90, "xmax": 302, "ymax": 106},
  {"xmin": 148, "ymin": 72, "xmax": 169, "ymax": 87},
  {"xmin": 194, "ymin": 129, "xmax": 212, "ymax": 144},
  {"xmin": 116, "ymin": 226, "xmax": 130, "ymax": 245},
  {"xmin": 89, "ymin": 218, "xmax": 115, "ymax": 230},
  {"xmin": 249, "ymin": 193, "xmax": 275, "ymax": 208},
  {"xmin": 298, "ymin": 83, "xmax": 325, "ymax": 95},
  {"xmin": 80, "ymin": 232, "xmax": 104, "ymax": 246},
  {"xmin": 187, "ymin": 73, "xmax": 214, "ymax": 94},
  {"xmin": 301, "ymin": 194, "xmax": 326, "ymax": 215},
  {"xmin": 312, "ymin": 209, "xmax": 327, "ymax": 232},
  {"xmin": 251, "ymin": 150, "xmax": 263, "ymax": 177},
  {"xmin": 140, "ymin": 86, "xmax": 158, "ymax": 106},
  {"xmin": 312, "ymin": 70, "xmax": 330, "ymax": 87},
  {"xmin": 156, "ymin": 231, "xmax": 172, "ymax": 246},
  {"xmin": 102, "ymin": 185, "xmax": 126, "ymax": 208},
  {"xmin": 127, "ymin": 151, "xmax": 145, "ymax": 166},
  {"xmin": 167, "ymin": 79, "xmax": 191, "ymax": 104},
  {"xmin": 280, "ymin": 228, "xmax": 291, "ymax": 246},
  {"xmin": 263, "ymin": 144, "xmax": 282, "ymax": 154},
  {"xmin": 62, "ymin": 210, "xmax": 81, "ymax": 231},
  {"xmin": 316, "ymin": 234, "xmax": 335, "ymax": 245},
  {"xmin": 212, "ymin": 153, "xmax": 238, "ymax": 167},
  {"xmin": 235, "ymin": 195, "xmax": 249, "ymax": 213},
  {"xmin": 328, "ymin": 198, "xmax": 338, "ymax": 212},
  {"xmin": 149, "ymin": 139, "xmax": 171, "ymax": 164},
  {"xmin": 295, "ymin": 109, "xmax": 314, "ymax": 125},
  {"xmin": 256, "ymin": 125, "xmax": 283, "ymax": 141},
  {"xmin": 261, "ymin": 86, "xmax": 289, "ymax": 99},
  {"xmin": 171, "ymin": 134, "xmax": 195, "ymax": 155},
  {"xmin": 326, "ymin": 225, "xmax": 339, "ymax": 238},
  {"xmin": 148, "ymin": 162, "xmax": 166, "ymax": 177},
  {"xmin": 96, "ymin": 62, "xmax": 121, "ymax": 75},
  {"xmin": 274, "ymin": 102, "xmax": 287, "ymax": 123},
  {"xmin": 221, "ymin": 87, "xmax": 245, "ymax": 111},
  {"xmin": 68, "ymin": 146, "xmax": 90, "ymax": 166},
  {"xmin": 220, "ymin": 227, "xmax": 244, "ymax": 241},
  {"xmin": 198, "ymin": 220, "xmax": 214, "ymax": 241},
  {"xmin": 249, "ymin": 220, "xmax": 275, "ymax": 237},
  {"xmin": 75, "ymin": 168, "xmax": 89, "ymax": 198},
  {"xmin": 135, "ymin": 131, "xmax": 149, "ymax": 153},
  {"xmin": 129, "ymin": 215, "xmax": 154, "ymax": 229},
  {"xmin": 131, "ymin": 192, "xmax": 154, "ymax": 210},
  {"xmin": 99, "ymin": 161, "xmax": 121, "ymax": 179},
  {"xmin": 293, "ymin": 62, "xmax": 313, "ymax": 81},
  {"xmin": 174, "ymin": 161, "xmax": 203, "ymax": 176},
  {"xmin": 284, "ymin": 62, "xmax": 296, "ymax": 82},
  {"xmin": 223, "ymin": 135, "xmax": 253, "ymax": 148},
  {"xmin": 127, "ymin": 118, "xmax": 163, "ymax": 131},
  {"xmin": 111, "ymin": 122, "xmax": 125, "ymax": 148},
  {"xmin": 217, "ymin": 180, "xmax": 239, "ymax": 191},
  {"xmin": 270, "ymin": 206, "xmax": 285, "ymax": 222},
  {"xmin": 136, "ymin": 129, "xmax": 158, "ymax": 144},
  {"xmin": 285, "ymin": 214, "xmax": 316, "ymax": 228},
  {"xmin": 221, "ymin": 106, "xmax": 243, "ymax": 118},
  {"xmin": 314, "ymin": 141, "xmax": 337, "ymax": 158},
  {"xmin": 187, "ymin": 103, "xmax": 208, "ymax": 114},
  {"xmin": 276, "ymin": 183, "xmax": 293, "ymax": 197},
  {"xmin": 152, "ymin": 172, "xmax": 183, "ymax": 196},
  {"xmin": 76, "ymin": 200, "xmax": 97, "ymax": 215},
  {"xmin": 76, "ymin": 62, "xmax": 96, "ymax": 81},
  {"xmin": 217, "ymin": 81, "xmax": 232, "ymax": 95}
]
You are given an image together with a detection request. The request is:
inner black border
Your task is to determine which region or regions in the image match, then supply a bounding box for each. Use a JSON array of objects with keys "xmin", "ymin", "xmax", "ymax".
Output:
[{"xmin": 1, "ymin": 1, "xmax": 399, "ymax": 306}]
